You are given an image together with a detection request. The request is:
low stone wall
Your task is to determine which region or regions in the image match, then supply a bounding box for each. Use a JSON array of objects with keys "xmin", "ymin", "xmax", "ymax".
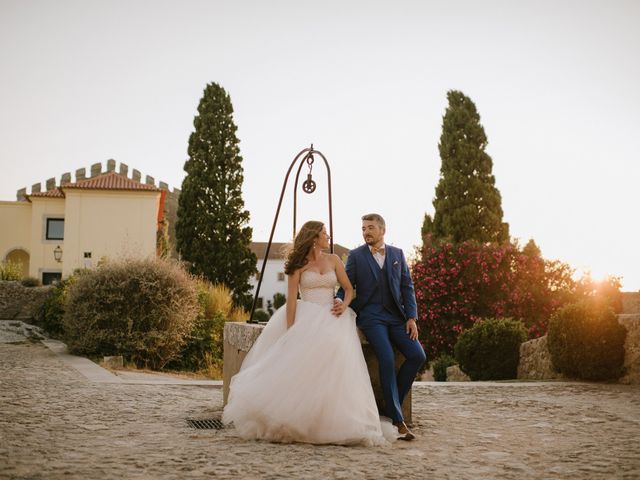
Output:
[
  {"xmin": 622, "ymin": 292, "xmax": 640, "ymax": 314},
  {"xmin": 618, "ymin": 314, "xmax": 640, "ymax": 385},
  {"xmin": 0, "ymin": 281, "xmax": 52, "ymax": 321},
  {"xmin": 517, "ymin": 314, "xmax": 640, "ymax": 384},
  {"xmin": 223, "ymin": 322, "xmax": 412, "ymax": 423}
]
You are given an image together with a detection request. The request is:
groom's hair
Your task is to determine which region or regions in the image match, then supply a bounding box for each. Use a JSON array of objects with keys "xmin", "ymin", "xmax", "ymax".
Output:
[{"xmin": 361, "ymin": 213, "xmax": 385, "ymax": 228}]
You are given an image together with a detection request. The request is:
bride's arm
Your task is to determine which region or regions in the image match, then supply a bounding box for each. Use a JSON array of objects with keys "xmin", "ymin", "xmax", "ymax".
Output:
[
  {"xmin": 333, "ymin": 255, "xmax": 353, "ymax": 313},
  {"xmin": 286, "ymin": 269, "xmax": 301, "ymax": 329}
]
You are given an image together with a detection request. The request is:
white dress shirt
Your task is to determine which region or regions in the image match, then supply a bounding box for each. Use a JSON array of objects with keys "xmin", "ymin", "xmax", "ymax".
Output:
[{"xmin": 369, "ymin": 244, "xmax": 386, "ymax": 269}]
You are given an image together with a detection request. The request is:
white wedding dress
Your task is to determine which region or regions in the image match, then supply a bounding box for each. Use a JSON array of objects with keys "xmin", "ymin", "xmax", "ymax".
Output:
[{"xmin": 222, "ymin": 269, "xmax": 397, "ymax": 446}]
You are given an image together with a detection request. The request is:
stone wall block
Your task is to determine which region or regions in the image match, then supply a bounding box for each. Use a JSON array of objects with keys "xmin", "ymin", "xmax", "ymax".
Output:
[
  {"xmin": 45, "ymin": 178, "xmax": 56, "ymax": 191},
  {"xmin": 0, "ymin": 282, "xmax": 53, "ymax": 321},
  {"xmin": 16, "ymin": 188, "xmax": 27, "ymax": 201},
  {"xmin": 159, "ymin": 181, "xmax": 168, "ymax": 190},
  {"xmin": 61, "ymin": 172, "xmax": 71, "ymax": 184},
  {"xmin": 31, "ymin": 183, "xmax": 41, "ymax": 193},
  {"xmin": 76, "ymin": 168, "xmax": 86, "ymax": 181},
  {"xmin": 145, "ymin": 175, "xmax": 154, "ymax": 186},
  {"xmin": 622, "ymin": 293, "xmax": 640, "ymax": 314},
  {"xmin": 446, "ymin": 365, "xmax": 471, "ymax": 381},
  {"xmin": 119, "ymin": 163, "xmax": 129, "ymax": 176},
  {"xmin": 132, "ymin": 169, "xmax": 141, "ymax": 182},
  {"xmin": 90, "ymin": 163, "xmax": 102, "ymax": 177},
  {"xmin": 517, "ymin": 335, "xmax": 563, "ymax": 380},
  {"xmin": 619, "ymin": 314, "xmax": 640, "ymax": 385},
  {"xmin": 106, "ymin": 159, "xmax": 116, "ymax": 172}
]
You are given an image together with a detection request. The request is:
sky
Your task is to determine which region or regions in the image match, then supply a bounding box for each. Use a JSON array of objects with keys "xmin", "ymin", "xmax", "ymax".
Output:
[{"xmin": 1, "ymin": 0, "xmax": 639, "ymax": 290}]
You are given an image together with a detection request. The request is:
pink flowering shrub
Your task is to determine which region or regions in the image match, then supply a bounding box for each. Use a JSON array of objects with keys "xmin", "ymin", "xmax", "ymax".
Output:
[{"xmin": 412, "ymin": 239, "xmax": 576, "ymax": 359}]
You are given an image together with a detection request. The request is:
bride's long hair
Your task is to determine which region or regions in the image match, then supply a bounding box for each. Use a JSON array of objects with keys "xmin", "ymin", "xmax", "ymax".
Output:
[{"xmin": 284, "ymin": 221, "xmax": 324, "ymax": 275}]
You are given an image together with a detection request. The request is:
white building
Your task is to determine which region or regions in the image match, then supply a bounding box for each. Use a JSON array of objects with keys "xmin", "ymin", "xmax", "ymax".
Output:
[{"xmin": 249, "ymin": 242, "xmax": 350, "ymax": 310}]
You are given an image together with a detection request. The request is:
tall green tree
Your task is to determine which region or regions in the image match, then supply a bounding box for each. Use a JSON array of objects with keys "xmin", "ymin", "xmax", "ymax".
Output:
[
  {"xmin": 423, "ymin": 90, "xmax": 509, "ymax": 244},
  {"xmin": 176, "ymin": 82, "xmax": 256, "ymax": 309}
]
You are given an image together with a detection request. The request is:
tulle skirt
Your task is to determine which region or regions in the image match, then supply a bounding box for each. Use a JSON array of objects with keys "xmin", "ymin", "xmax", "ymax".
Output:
[{"xmin": 222, "ymin": 300, "xmax": 397, "ymax": 446}]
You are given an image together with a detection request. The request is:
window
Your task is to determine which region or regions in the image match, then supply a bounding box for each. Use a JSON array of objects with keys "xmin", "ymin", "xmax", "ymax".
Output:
[
  {"xmin": 42, "ymin": 272, "xmax": 62, "ymax": 285},
  {"xmin": 277, "ymin": 272, "xmax": 285, "ymax": 281},
  {"xmin": 46, "ymin": 218, "xmax": 64, "ymax": 240}
]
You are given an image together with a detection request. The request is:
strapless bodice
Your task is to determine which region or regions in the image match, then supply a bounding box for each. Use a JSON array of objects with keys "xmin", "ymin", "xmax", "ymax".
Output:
[{"xmin": 299, "ymin": 270, "xmax": 337, "ymax": 305}]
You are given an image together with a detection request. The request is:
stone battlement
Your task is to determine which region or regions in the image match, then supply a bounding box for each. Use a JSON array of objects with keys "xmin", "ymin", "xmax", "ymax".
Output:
[{"xmin": 16, "ymin": 159, "xmax": 181, "ymax": 201}]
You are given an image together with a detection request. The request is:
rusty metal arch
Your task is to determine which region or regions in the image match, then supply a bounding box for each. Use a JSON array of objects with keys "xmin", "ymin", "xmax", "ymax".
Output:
[{"xmin": 249, "ymin": 145, "xmax": 333, "ymax": 322}]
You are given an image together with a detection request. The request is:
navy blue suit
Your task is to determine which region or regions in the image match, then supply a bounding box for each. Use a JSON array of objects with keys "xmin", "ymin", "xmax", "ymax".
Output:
[{"xmin": 337, "ymin": 244, "xmax": 426, "ymax": 423}]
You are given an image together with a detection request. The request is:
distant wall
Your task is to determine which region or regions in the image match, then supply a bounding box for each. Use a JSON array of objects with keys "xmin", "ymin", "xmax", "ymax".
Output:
[{"xmin": 622, "ymin": 292, "xmax": 640, "ymax": 314}]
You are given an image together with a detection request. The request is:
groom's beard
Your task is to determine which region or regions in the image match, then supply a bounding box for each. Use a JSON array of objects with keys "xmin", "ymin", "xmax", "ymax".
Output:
[{"xmin": 364, "ymin": 236, "xmax": 381, "ymax": 246}]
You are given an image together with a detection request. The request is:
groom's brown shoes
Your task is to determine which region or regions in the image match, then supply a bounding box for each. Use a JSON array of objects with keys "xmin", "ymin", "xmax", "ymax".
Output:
[{"xmin": 394, "ymin": 421, "xmax": 416, "ymax": 441}]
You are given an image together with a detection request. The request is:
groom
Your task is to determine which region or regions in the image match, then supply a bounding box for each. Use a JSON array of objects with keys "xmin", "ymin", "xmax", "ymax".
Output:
[{"xmin": 334, "ymin": 213, "xmax": 426, "ymax": 440}]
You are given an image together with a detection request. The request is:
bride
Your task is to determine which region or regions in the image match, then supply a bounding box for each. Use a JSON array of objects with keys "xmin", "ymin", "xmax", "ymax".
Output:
[{"xmin": 222, "ymin": 220, "xmax": 397, "ymax": 445}]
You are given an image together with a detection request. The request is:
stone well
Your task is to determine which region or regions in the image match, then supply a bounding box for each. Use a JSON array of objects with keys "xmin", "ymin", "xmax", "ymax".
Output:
[{"xmin": 223, "ymin": 322, "xmax": 412, "ymax": 423}]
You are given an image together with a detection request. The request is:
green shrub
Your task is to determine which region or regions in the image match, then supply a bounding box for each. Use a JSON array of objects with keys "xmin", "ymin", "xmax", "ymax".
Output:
[
  {"xmin": 21, "ymin": 277, "xmax": 41, "ymax": 287},
  {"xmin": 167, "ymin": 281, "xmax": 246, "ymax": 374},
  {"xmin": 252, "ymin": 309, "xmax": 271, "ymax": 322},
  {"xmin": 432, "ymin": 354, "xmax": 456, "ymax": 382},
  {"xmin": 273, "ymin": 292, "xmax": 286, "ymax": 309},
  {"xmin": 167, "ymin": 313, "xmax": 226, "ymax": 372},
  {"xmin": 63, "ymin": 258, "xmax": 200, "ymax": 370},
  {"xmin": 454, "ymin": 318, "xmax": 527, "ymax": 380},
  {"xmin": 0, "ymin": 261, "xmax": 22, "ymax": 281},
  {"xmin": 548, "ymin": 299, "xmax": 626, "ymax": 380},
  {"xmin": 40, "ymin": 279, "xmax": 70, "ymax": 337}
]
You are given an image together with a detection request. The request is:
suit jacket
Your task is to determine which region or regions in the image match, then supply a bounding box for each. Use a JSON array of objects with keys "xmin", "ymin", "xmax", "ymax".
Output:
[{"xmin": 337, "ymin": 244, "xmax": 417, "ymax": 321}]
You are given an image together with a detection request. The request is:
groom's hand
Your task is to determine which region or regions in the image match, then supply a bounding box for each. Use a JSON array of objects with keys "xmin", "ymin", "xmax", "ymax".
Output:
[
  {"xmin": 332, "ymin": 298, "xmax": 346, "ymax": 317},
  {"xmin": 406, "ymin": 318, "xmax": 418, "ymax": 341}
]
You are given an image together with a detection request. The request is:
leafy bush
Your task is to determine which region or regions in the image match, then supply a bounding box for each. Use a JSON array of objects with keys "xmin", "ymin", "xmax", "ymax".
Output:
[
  {"xmin": 548, "ymin": 300, "xmax": 626, "ymax": 380},
  {"xmin": 575, "ymin": 275, "xmax": 624, "ymax": 314},
  {"xmin": 0, "ymin": 260, "xmax": 22, "ymax": 281},
  {"xmin": 21, "ymin": 277, "xmax": 41, "ymax": 287},
  {"xmin": 273, "ymin": 292, "xmax": 286, "ymax": 309},
  {"xmin": 454, "ymin": 318, "xmax": 527, "ymax": 381},
  {"xmin": 432, "ymin": 354, "xmax": 456, "ymax": 382},
  {"xmin": 167, "ymin": 282, "xmax": 246, "ymax": 374},
  {"xmin": 63, "ymin": 258, "xmax": 200, "ymax": 370},
  {"xmin": 252, "ymin": 309, "xmax": 271, "ymax": 322},
  {"xmin": 413, "ymin": 239, "xmax": 577, "ymax": 359},
  {"xmin": 39, "ymin": 279, "xmax": 70, "ymax": 337}
]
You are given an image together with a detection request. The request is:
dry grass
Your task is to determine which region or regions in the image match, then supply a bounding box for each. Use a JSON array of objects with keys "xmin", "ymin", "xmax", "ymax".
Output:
[{"xmin": 198, "ymin": 281, "xmax": 248, "ymax": 322}]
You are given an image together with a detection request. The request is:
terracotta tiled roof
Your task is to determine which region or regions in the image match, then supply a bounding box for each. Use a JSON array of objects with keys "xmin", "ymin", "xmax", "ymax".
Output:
[
  {"xmin": 28, "ymin": 188, "xmax": 65, "ymax": 199},
  {"xmin": 62, "ymin": 172, "xmax": 160, "ymax": 191},
  {"xmin": 251, "ymin": 242, "xmax": 350, "ymax": 260}
]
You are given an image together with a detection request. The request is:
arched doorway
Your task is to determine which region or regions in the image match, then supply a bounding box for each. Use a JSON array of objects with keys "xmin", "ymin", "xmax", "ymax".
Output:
[{"xmin": 5, "ymin": 249, "xmax": 29, "ymax": 278}]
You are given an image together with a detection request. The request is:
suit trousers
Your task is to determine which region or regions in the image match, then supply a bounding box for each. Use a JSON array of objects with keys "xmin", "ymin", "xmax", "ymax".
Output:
[{"xmin": 358, "ymin": 307, "xmax": 426, "ymax": 423}]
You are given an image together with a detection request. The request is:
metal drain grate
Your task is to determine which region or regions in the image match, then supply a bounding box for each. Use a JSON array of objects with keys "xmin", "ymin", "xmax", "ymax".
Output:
[{"xmin": 186, "ymin": 418, "xmax": 225, "ymax": 430}]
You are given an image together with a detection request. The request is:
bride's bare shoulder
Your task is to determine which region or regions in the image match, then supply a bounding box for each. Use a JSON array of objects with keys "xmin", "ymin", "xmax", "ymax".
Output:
[{"xmin": 326, "ymin": 253, "xmax": 344, "ymax": 266}]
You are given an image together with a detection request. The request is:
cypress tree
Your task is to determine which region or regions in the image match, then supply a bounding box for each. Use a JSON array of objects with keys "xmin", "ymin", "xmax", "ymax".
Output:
[
  {"xmin": 176, "ymin": 82, "xmax": 256, "ymax": 309},
  {"xmin": 424, "ymin": 90, "xmax": 509, "ymax": 244}
]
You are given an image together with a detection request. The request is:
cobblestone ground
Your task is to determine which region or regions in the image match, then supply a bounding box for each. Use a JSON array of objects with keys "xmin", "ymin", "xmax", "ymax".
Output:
[{"xmin": 1, "ymin": 342, "xmax": 639, "ymax": 480}]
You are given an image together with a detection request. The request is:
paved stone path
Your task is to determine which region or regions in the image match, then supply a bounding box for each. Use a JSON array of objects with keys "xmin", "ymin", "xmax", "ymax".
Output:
[{"xmin": 1, "ymin": 341, "xmax": 639, "ymax": 479}]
